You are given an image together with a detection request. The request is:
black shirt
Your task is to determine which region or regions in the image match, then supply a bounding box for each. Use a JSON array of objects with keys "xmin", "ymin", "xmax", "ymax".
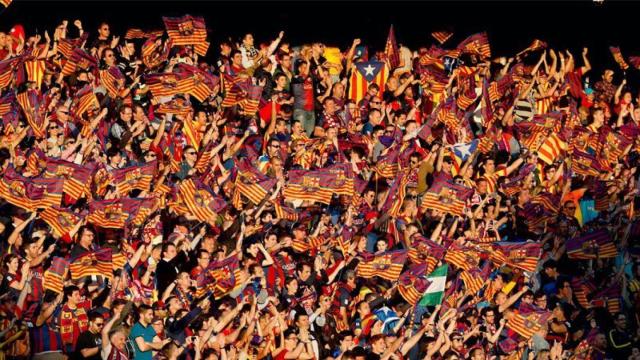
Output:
[{"xmin": 73, "ymin": 330, "xmax": 102, "ymax": 360}]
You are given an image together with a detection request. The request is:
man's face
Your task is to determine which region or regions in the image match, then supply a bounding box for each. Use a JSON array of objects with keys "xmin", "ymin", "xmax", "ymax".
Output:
[
  {"xmin": 594, "ymin": 333, "xmax": 607, "ymax": 348},
  {"xmin": 232, "ymin": 53, "xmax": 243, "ymax": 66},
  {"xmin": 120, "ymin": 107, "xmax": 133, "ymax": 121},
  {"xmin": 163, "ymin": 245, "xmax": 177, "ymax": 260},
  {"xmin": 268, "ymin": 141, "xmax": 280, "ymax": 156},
  {"xmin": 99, "ymin": 24, "xmax": 110, "ymax": 38},
  {"xmin": 604, "ymin": 71, "xmax": 613, "ymax": 83},
  {"xmin": 280, "ymin": 55, "xmax": 292, "ymax": 69},
  {"xmin": 91, "ymin": 317, "xmax": 105, "ymax": 333},
  {"xmin": 80, "ymin": 229, "xmax": 95, "ymax": 247},
  {"xmin": 615, "ymin": 315, "xmax": 627, "ymax": 330},
  {"xmin": 297, "ymin": 265, "xmax": 312, "ymax": 281},
  {"xmin": 71, "ymin": 290, "xmax": 82, "ymax": 304},
  {"xmin": 324, "ymin": 99, "xmax": 336, "ymax": 114},
  {"xmin": 484, "ymin": 311, "xmax": 495, "ymax": 324},
  {"xmin": 371, "ymin": 338, "xmax": 386, "ymax": 354},
  {"xmin": 143, "ymin": 310, "xmax": 154, "ymax": 324},
  {"xmin": 296, "ymin": 315, "xmax": 309, "ymax": 329}
]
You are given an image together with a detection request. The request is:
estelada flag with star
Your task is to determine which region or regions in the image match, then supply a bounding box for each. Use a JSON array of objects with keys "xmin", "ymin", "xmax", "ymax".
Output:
[{"xmin": 348, "ymin": 61, "xmax": 389, "ymax": 103}]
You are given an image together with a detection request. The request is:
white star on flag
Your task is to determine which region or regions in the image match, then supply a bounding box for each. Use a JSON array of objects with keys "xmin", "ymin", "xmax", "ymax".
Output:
[{"xmin": 363, "ymin": 64, "xmax": 376, "ymax": 76}]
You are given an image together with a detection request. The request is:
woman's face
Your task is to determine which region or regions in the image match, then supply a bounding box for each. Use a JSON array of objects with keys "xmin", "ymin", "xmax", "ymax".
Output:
[
  {"xmin": 376, "ymin": 240, "xmax": 387, "ymax": 252},
  {"xmin": 8, "ymin": 257, "xmax": 19, "ymax": 272}
]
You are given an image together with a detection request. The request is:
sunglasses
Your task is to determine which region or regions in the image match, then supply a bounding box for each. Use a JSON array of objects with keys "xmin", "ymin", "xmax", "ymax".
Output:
[
  {"xmin": 186, "ymin": 152, "xmax": 197, "ymax": 155},
  {"xmin": 371, "ymin": 101, "xmax": 382, "ymax": 105}
]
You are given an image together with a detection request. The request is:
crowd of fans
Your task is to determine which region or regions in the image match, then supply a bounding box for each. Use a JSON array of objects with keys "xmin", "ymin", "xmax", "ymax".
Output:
[{"xmin": 0, "ymin": 13, "xmax": 639, "ymax": 360}]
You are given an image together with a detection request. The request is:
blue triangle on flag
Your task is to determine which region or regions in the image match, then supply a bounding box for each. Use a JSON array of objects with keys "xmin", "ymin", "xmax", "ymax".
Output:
[
  {"xmin": 355, "ymin": 61, "xmax": 384, "ymax": 83},
  {"xmin": 452, "ymin": 139, "xmax": 479, "ymax": 162}
]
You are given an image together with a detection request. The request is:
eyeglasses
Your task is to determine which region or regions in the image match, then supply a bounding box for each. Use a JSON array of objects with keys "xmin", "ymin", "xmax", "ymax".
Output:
[
  {"xmin": 59, "ymin": 111, "xmax": 69, "ymax": 115},
  {"xmin": 271, "ymin": 145, "xmax": 280, "ymax": 149},
  {"xmin": 371, "ymin": 101, "xmax": 382, "ymax": 105},
  {"xmin": 95, "ymin": 322, "xmax": 105, "ymax": 327}
]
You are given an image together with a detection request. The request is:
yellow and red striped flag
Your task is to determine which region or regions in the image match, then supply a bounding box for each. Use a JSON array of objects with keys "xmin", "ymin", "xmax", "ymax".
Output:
[
  {"xmin": 73, "ymin": 85, "xmax": 99, "ymax": 117},
  {"xmin": 24, "ymin": 59, "xmax": 45, "ymax": 89},
  {"xmin": 566, "ymin": 229, "xmax": 617, "ymax": 260},
  {"xmin": 86, "ymin": 199, "xmax": 131, "ymax": 229},
  {"xmin": 398, "ymin": 263, "xmax": 431, "ymax": 305},
  {"xmin": 420, "ymin": 181, "xmax": 470, "ymax": 216},
  {"xmin": 43, "ymin": 257, "xmax": 69, "ymax": 294},
  {"xmin": 489, "ymin": 242, "xmax": 542, "ymax": 273},
  {"xmin": 457, "ymin": 32, "xmax": 491, "ymax": 60},
  {"xmin": 356, "ymin": 250, "xmax": 407, "ymax": 281},
  {"xmin": 110, "ymin": 161, "xmax": 156, "ymax": 196},
  {"xmin": 195, "ymin": 255, "xmax": 239, "ymax": 298},
  {"xmin": 178, "ymin": 178, "xmax": 227, "ymax": 222},
  {"xmin": 283, "ymin": 170, "xmax": 335, "ymax": 205},
  {"xmin": 506, "ymin": 308, "xmax": 551, "ymax": 339},
  {"xmin": 16, "ymin": 89, "xmax": 46, "ymax": 138},
  {"xmin": 69, "ymin": 248, "xmax": 114, "ymax": 280},
  {"xmin": 444, "ymin": 245, "xmax": 479, "ymax": 271},
  {"xmin": 44, "ymin": 158, "xmax": 92, "ymax": 202},
  {"xmin": 431, "ymin": 31, "xmax": 453, "ymax": 45},
  {"xmin": 610, "ymin": 46, "xmax": 629, "ymax": 70},
  {"xmin": 61, "ymin": 48, "xmax": 98, "ymax": 76},
  {"xmin": 348, "ymin": 61, "xmax": 389, "ymax": 103},
  {"xmin": 163, "ymin": 15, "xmax": 207, "ymax": 47},
  {"xmin": 384, "ymin": 25, "xmax": 400, "ymax": 69},
  {"xmin": 537, "ymin": 133, "xmax": 567, "ymax": 165},
  {"xmin": 40, "ymin": 207, "xmax": 84, "ymax": 238}
]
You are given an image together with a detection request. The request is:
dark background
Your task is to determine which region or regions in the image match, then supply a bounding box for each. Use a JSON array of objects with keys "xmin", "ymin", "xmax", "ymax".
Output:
[{"xmin": 2, "ymin": 1, "xmax": 640, "ymax": 85}]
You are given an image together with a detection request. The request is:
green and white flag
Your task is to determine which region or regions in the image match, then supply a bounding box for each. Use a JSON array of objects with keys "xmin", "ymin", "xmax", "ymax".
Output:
[{"xmin": 418, "ymin": 264, "xmax": 448, "ymax": 306}]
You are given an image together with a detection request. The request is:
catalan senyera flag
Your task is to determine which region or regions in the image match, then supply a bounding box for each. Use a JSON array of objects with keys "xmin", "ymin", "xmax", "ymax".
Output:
[
  {"xmin": 283, "ymin": 169, "xmax": 335, "ymax": 205},
  {"xmin": 356, "ymin": 250, "xmax": 407, "ymax": 281},
  {"xmin": 348, "ymin": 61, "xmax": 389, "ymax": 103},
  {"xmin": 460, "ymin": 265, "xmax": 490, "ymax": 295},
  {"xmin": 398, "ymin": 263, "xmax": 431, "ymax": 305},
  {"xmin": 124, "ymin": 28, "xmax": 164, "ymax": 39},
  {"xmin": 24, "ymin": 59, "xmax": 46, "ymax": 89},
  {"xmin": 609, "ymin": 46, "xmax": 629, "ymax": 70},
  {"xmin": 61, "ymin": 48, "xmax": 98, "ymax": 76},
  {"xmin": 87, "ymin": 199, "xmax": 131, "ymax": 229},
  {"xmin": 163, "ymin": 15, "xmax": 207, "ymax": 47},
  {"xmin": 69, "ymin": 248, "xmax": 113, "ymax": 280},
  {"xmin": 507, "ymin": 308, "xmax": 552, "ymax": 339},
  {"xmin": 457, "ymin": 32, "xmax": 491, "ymax": 59},
  {"xmin": 43, "ymin": 257, "xmax": 69, "ymax": 294},
  {"xmin": 420, "ymin": 180, "xmax": 471, "ymax": 216},
  {"xmin": 489, "ymin": 242, "xmax": 542, "ymax": 273},
  {"xmin": 537, "ymin": 133, "xmax": 567, "ymax": 165},
  {"xmin": 380, "ymin": 171, "xmax": 409, "ymax": 218},
  {"xmin": 73, "ymin": 85, "xmax": 99, "ymax": 117},
  {"xmin": 566, "ymin": 229, "xmax": 617, "ymax": 260},
  {"xmin": 431, "ymin": 31, "xmax": 453, "ymax": 45},
  {"xmin": 195, "ymin": 255, "xmax": 240, "ymax": 299},
  {"xmin": 178, "ymin": 178, "xmax": 227, "ymax": 222},
  {"xmin": 385, "ymin": 25, "xmax": 400, "ymax": 70},
  {"xmin": 40, "ymin": 206, "xmax": 84, "ymax": 238},
  {"xmin": 110, "ymin": 161, "xmax": 156, "ymax": 196},
  {"xmin": 16, "ymin": 89, "xmax": 45, "ymax": 138},
  {"xmin": 44, "ymin": 158, "xmax": 93, "ymax": 202}
]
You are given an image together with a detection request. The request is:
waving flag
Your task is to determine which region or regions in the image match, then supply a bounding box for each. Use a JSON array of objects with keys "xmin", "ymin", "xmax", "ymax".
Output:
[
  {"xmin": 444, "ymin": 244, "xmax": 479, "ymax": 271},
  {"xmin": 373, "ymin": 144, "xmax": 400, "ymax": 179},
  {"xmin": 43, "ymin": 257, "xmax": 69, "ymax": 294},
  {"xmin": 195, "ymin": 255, "xmax": 240, "ymax": 298},
  {"xmin": 283, "ymin": 170, "xmax": 335, "ymax": 205},
  {"xmin": 0, "ymin": 90, "xmax": 15, "ymax": 117},
  {"xmin": 0, "ymin": 57, "xmax": 21, "ymax": 90},
  {"xmin": 398, "ymin": 264, "xmax": 432, "ymax": 305},
  {"xmin": 111, "ymin": 161, "xmax": 156, "ymax": 196},
  {"xmin": 566, "ymin": 229, "xmax": 617, "ymax": 259},
  {"xmin": 44, "ymin": 159, "xmax": 93, "ymax": 201},
  {"xmin": 384, "ymin": 25, "xmax": 400, "ymax": 69},
  {"xmin": 418, "ymin": 264, "xmax": 448, "ymax": 306},
  {"xmin": 420, "ymin": 180, "xmax": 471, "ymax": 216},
  {"xmin": 452, "ymin": 139, "xmax": 479, "ymax": 163},
  {"xmin": 407, "ymin": 236, "xmax": 445, "ymax": 274},
  {"xmin": 457, "ymin": 32, "xmax": 491, "ymax": 59},
  {"xmin": 460, "ymin": 264, "xmax": 491, "ymax": 295},
  {"xmin": 235, "ymin": 174, "xmax": 277, "ymax": 205},
  {"xmin": 489, "ymin": 242, "xmax": 542, "ymax": 272},
  {"xmin": 40, "ymin": 207, "xmax": 84, "ymax": 238},
  {"xmin": 16, "ymin": 89, "xmax": 46, "ymax": 138},
  {"xmin": 356, "ymin": 250, "xmax": 408, "ymax": 281},
  {"xmin": 175, "ymin": 63, "xmax": 220, "ymax": 102},
  {"xmin": 87, "ymin": 199, "xmax": 131, "ymax": 229},
  {"xmin": 163, "ymin": 15, "xmax": 207, "ymax": 47},
  {"xmin": 61, "ymin": 48, "xmax": 98, "ymax": 76},
  {"xmin": 73, "ymin": 85, "xmax": 99, "ymax": 117},
  {"xmin": 0, "ymin": 167, "xmax": 49, "ymax": 211},
  {"xmin": 431, "ymin": 31, "xmax": 453, "ymax": 45},
  {"xmin": 516, "ymin": 39, "xmax": 547, "ymax": 58},
  {"xmin": 348, "ymin": 61, "xmax": 389, "ymax": 103},
  {"xmin": 24, "ymin": 58, "xmax": 46, "ymax": 89},
  {"xmin": 610, "ymin": 46, "xmax": 629, "ymax": 70},
  {"xmin": 537, "ymin": 133, "xmax": 567, "ymax": 165},
  {"xmin": 69, "ymin": 248, "xmax": 113, "ymax": 280},
  {"xmin": 507, "ymin": 307, "xmax": 552, "ymax": 339},
  {"xmin": 178, "ymin": 178, "xmax": 227, "ymax": 222}
]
